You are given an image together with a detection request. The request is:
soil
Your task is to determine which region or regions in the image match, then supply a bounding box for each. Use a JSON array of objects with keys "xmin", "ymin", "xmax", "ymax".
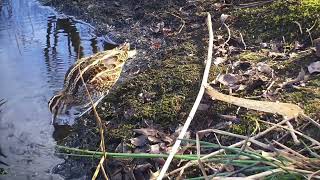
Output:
[{"xmin": 40, "ymin": 0, "xmax": 320, "ymax": 179}]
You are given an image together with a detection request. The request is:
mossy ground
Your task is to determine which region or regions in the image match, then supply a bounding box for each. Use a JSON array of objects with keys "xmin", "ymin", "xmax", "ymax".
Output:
[
  {"xmin": 43, "ymin": 0, "xmax": 320, "ymax": 178},
  {"xmin": 233, "ymin": 0, "xmax": 320, "ymax": 44}
]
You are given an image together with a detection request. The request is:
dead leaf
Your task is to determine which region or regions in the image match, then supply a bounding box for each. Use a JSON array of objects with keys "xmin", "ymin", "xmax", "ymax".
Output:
[
  {"xmin": 158, "ymin": 132, "xmax": 174, "ymax": 144},
  {"xmin": 147, "ymin": 136, "xmax": 162, "ymax": 144},
  {"xmin": 115, "ymin": 142, "xmax": 131, "ymax": 153},
  {"xmin": 130, "ymin": 135, "xmax": 148, "ymax": 147},
  {"xmin": 217, "ymin": 73, "xmax": 241, "ymax": 86},
  {"xmin": 197, "ymin": 103, "xmax": 210, "ymax": 111},
  {"xmin": 233, "ymin": 61, "xmax": 251, "ymax": 71},
  {"xmin": 134, "ymin": 163, "xmax": 153, "ymax": 180},
  {"xmin": 282, "ymin": 68, "xmax": 307, "ymax": 87},
  {"xmin": 220, "ymin": 14, "xmax": 231, "ymax": 24},
  {"xmin": 314, "ymin": 38, "xmax": 320, "ymax": 57},
  {"xmin": 294, "ymin": 41, "xmax": 304, "ymax": 50},
  {"xmin": 149, "ymin": 170, "xmax": 161, "ymax": 180},
  {"xmin": 133, "ymin": 128, "xmax": 158, "ymax": 136},
  {"xmin": 214, "ymin": 57, "xmax": 227, "ymax": 65},
  {"xmin": 149, "ymin": 144, "xmax": 160, "ymax": 154},
  {"xmin": 308, "ymin": 61, "xmax": 320, "ymax": 74},
  {"xmin": 257, "ymin": 62, "xmax": 273, "ymax": 75}
]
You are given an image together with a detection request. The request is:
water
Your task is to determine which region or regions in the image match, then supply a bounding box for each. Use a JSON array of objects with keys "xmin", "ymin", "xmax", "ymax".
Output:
[{"xmin": 0, "ymin": 0, "xmax": 109, "ymax": 179}]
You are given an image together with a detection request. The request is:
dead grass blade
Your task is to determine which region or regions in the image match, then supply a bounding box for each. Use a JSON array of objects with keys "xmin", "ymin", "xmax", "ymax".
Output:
[{"xmin": 77, "ymin": 47, "xmax": 108, "ymax": 180}]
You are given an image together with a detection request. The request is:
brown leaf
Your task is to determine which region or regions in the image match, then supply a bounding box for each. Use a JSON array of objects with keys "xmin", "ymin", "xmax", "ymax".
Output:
[
  {"xmin": 115, "ymin": 142, "xmax": 132, "ymax": 153},
  {"xmin": 133, "ymin": 128, "xmax": 158, "ymax": 136},
  {"xmin": 314, "ymin": 38, "xmax": 320, "ymax": 57},
  {"xmin": 147, "ymin": 136, "xmax": 162, "ymax": 144},
  {"xmin": 158, "ymin": 132, "xmax": 174, "ymax": 144},
  {"xmin": 257, "ymin": 62, "xmax": 273, "ymax": 75},
  {"xmin": 220, "ymin": 14, "xmax": 231, "ymax": 24},
  {"xmin": 214, "ymin": 57, "xmax": 227, "ymax": 65},
  {"xmin": 197, "ymin": 103, "xmax": 210, "ymax": 111},
  {"xmin": 149, "ymin": 144, "xmax": 160, "ymax": 154},
  {"xmin": 130, "ymin": 135, "xmax": 148, "ymax": 147},
  {"xmin": 308, "ymin": 61, "xmax": 320, "ymax": 74},
  {"xmin": 217, "ymin": 74, "xmax": 241, "ymax": 86}
]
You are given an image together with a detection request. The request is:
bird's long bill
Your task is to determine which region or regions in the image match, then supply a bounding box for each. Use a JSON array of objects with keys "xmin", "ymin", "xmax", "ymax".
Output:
[{"xmin": 119, "ymin": 42, "xmax": 136, "ymax": 58}]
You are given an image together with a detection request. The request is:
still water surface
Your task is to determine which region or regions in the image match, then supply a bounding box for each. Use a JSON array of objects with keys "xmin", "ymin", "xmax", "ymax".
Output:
[{"xmin": 0, "ymin": 0, "xmax": 108, "ymax": 179}]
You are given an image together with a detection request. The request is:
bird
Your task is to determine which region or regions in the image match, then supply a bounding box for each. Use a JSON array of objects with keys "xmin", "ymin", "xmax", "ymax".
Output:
[{"xmin": 48, "ymin": 43, "xmax": 136, "ymax": 124}]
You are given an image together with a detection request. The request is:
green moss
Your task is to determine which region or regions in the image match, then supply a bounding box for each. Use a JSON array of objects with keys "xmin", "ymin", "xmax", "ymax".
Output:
[
  {"xmin": 109, "ymin": 124, "xmax": 135, "ymax": 140},
  {"xmin": 229, "ymin": 113, "xmax": 267, "ymax": 135},
  {"xmin": 233, "ymin": 0, "xmax": 320, "ymax": 43},
  {"xmin": 98, "ymin": 41, "xmax": 203, "ymax": 129},
  {"xmin": 238, "ymin": 51, "xmax": 267, "ymax": 62},
  {"xmin": 304, "ymin": 100, "xmax": 320, "ymax": 114}
]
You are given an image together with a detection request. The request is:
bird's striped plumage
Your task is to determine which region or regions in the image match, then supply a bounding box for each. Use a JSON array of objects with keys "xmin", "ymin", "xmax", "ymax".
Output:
[{"xmin": 48, "ymin": 43, "xmax": 136, "ymax": 124}]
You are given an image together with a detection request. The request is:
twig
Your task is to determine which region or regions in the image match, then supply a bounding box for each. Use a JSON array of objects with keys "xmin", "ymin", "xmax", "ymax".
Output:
[
  {"xmin": 247, "ymin": 168, "xmax": 283, "ymax": 179},
  {"xmin": 300, "ymin": 140, "xmax": 320, "ymax": 158},
  {"xmin": 306, "ymin": 20, "xmax": 318, "ymax": 46},
  {"xmin": 272, "ymin": 140, "xmax": 307, "ymax": 159},
  {"xmin": 276, "ymin": 122, "xmax": 310, "ymax": 143},
  {"xmin": 166, "ymin": 12, "xmax": 185, "ymax": 35},
  {"xmin": 300, "ymin": 114, "xmax": 320, "ymax": 129},
  {"xmin": 308, "ymin": 169, "xmax": 320, "ymax": 180},
  {"xmin": 293, "ymin": 21, "xmax": 303, "ymax": 35},
  {"xmin": 199, "ymin": 129, "xmax": 271, "ymax": 150},
  {"xmin": 258, "ymin": 119, "xmax": 320, "ymax": 147},
  {"xmin": 239, "ymin": 32, "xmax": 246, "ymax": 49},
  {"xmin": 168, "ymin": 118, "xmax": 293, "ymax": 176},
  {"xmin": 223, "ymin": 23, "xmax": 231, "ymax": 46},
  {"xmin": 156, "ymin": 12, "xmax": 214, "ymax": 180},
  {"xmin": 285, "ymin": 121, "xmax": 300, "ymax": 145},
  {"xmin": 205, "ymin": 85, "xmax": 304, "ymax": 119}
]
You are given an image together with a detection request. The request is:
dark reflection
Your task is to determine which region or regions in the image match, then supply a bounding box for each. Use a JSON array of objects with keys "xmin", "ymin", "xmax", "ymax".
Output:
[
  {"xmin": 90, "ymin": 38, "xmax": 98, "ymax": 54},
  {"xmin": 43, "ymin": 16, "xmax": 84, "ymax": 73}
]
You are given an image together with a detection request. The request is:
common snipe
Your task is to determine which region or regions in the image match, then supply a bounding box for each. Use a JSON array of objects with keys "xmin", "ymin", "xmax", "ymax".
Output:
[{"xmin": 48, "ymin": 43, "xmax": 136, "ymax": 124}]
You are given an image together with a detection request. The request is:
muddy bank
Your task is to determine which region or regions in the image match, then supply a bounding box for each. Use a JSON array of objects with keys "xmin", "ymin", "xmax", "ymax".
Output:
[{"xmin": 40, "ymin": 0, "xmax": 320, "ymax": 179}]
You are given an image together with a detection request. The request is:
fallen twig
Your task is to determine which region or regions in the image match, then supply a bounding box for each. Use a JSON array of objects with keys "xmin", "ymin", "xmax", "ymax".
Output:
[
  {"xmin": 223, "ymin": 23, "xmax": 231, "ymax": 46},
  {"xmin": 293, "ymin": 21, "xmax": 303, "ymax": 35},
  {"xmin": 205, "ymin": 85, "xmax": 304, "ymax": 119},
  {"xmin": 239, "ymin": 32, "xmax": 246, "ymax": 49},
  {"xmin": 157, "ymin": 12, "xmax": 214, "ymax": 180},
  {"xmin": 306, "ymin": 20, "xmax": 318, "ymax": 46}
]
